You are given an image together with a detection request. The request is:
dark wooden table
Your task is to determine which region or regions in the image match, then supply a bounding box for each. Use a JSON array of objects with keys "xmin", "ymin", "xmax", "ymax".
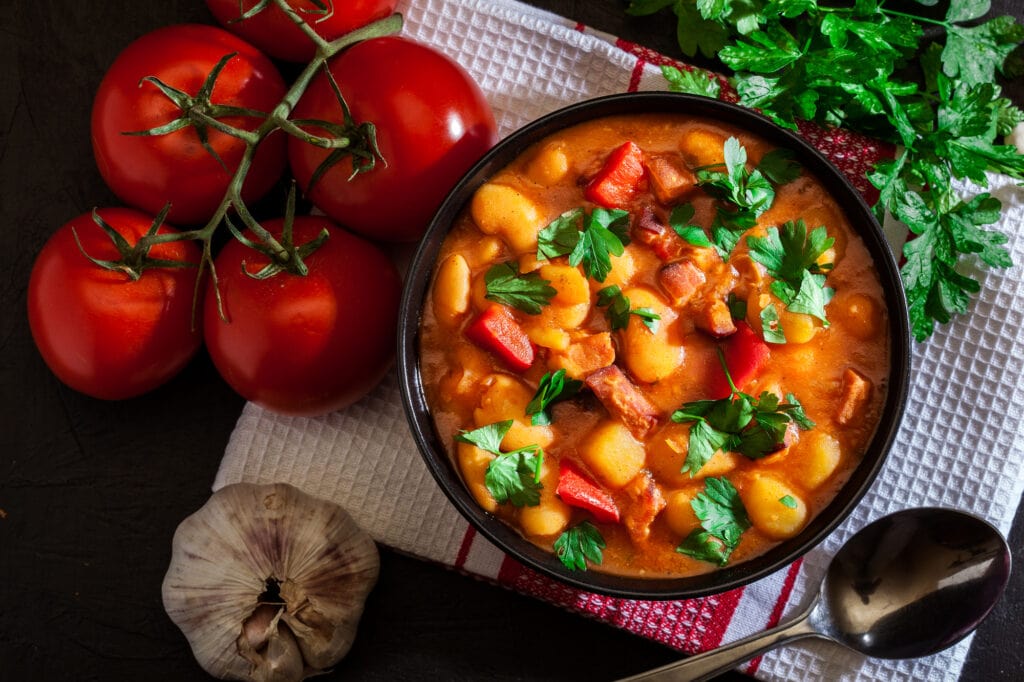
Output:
[{"xmin": 2, "ymin": 1, "xmax": 1022, "ymax": 680}]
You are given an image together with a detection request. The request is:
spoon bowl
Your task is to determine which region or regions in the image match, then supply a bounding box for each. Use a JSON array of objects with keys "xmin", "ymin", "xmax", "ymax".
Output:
[{"xmin": 621, "ymin": 507, "xmax": 1012, "ymax": 681}]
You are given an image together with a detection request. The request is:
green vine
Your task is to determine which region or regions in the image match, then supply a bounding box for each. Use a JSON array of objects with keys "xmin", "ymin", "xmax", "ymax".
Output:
[{"xmin": 90, "ymin": 0, "xmax": 404, "ymax": 318}]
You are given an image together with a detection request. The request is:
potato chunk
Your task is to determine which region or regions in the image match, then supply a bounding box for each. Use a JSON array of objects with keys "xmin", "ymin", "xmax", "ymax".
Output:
[
  {"xmin": 664, "ymin": 486, "xmax": 702, "ymax": 537},
  {"xmin": 779, "ymin": 309, "xmax": 817, "ymax": 344},
  {"xmin": 526, "ymin": 142, "xmax": 570, "ymax": 186},
  {"xmin": 457, "ymin": 442, "xmax": 497, "ymax": 512},
  {"xmin": 525, "ymin": 324, "xmax": 571, "ymax": 351},
  {"xmin": 679, "ymin": 128, "xmax": 727, "ymax": 167},
  {"xmin": 474, "ymin": 375, "xmax": 554, "ymax": 451},
  {"xmin": 602, "ymin": 245, "xmax": 638, "ymax": 289},
  {"xmin": 620, "ymin": 287, "xmax": 685, "ymax": 383},
  {"xmin": 519, "ymin": 461, "xmax": 572, "ymax": 537},
  {"xmin": 432, "ymin": 254, "xmax": 471, "ymax": 323},
  {"xmin": 471, "ymin": 183, "xmax": 544, "ymax": 254},
  {"xmin": 438, "ymin": 344, "xmax": 493, "ymax": 403},
  {"xmin": 534, "ymin": 263, "xmax": 590, "ymax": 328},
  {"xmin": 647, "ymin": 423, "xmax": 742, "ymax": 487},
  {"xmin": 741, "ymin": 475, "xmax": 808, "ymax": 540},
  {"xmin": 833, "ymin": 292, "xmax": 882, "ymax": 340},
  {"xmin": 579, "ymin": 420, "xmax": 647, "ymax": 489},
  {"xmin": 794, "ymin": 430, "xmax": 842, "ymax": 488}
]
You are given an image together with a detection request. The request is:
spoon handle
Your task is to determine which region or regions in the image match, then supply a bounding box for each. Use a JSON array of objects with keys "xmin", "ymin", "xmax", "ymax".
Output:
[{"xmin": 617, "ymin": 598, "xmax": 823, "ymax": 682}]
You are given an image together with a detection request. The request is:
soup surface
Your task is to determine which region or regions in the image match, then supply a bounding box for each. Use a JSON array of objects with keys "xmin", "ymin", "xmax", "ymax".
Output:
[{"xmin": 420, "ymin": 113, "xmax": 889, "ymax": 578}]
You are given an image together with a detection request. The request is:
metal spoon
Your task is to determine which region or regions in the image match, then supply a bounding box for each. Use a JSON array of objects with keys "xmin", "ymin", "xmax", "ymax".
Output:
[{"xmin": 620, "ymin": 507, "xmax": 1011, "ymax": 682}]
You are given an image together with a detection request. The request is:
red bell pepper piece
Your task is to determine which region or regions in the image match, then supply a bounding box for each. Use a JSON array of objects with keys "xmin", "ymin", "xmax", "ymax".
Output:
[
  {"xmin": 464, "ymin": 304, "xmax": 535, "ymax": 372},
  {"xmin": 708, "ymin": 321, "xmax": 770, "ymax": 399},
  {"xmin": 556, "ymin": 459, "xmax": 620, "ymax": 524},
  {"xmin": 584, "ymin": 141, "xmax": 646, "ymax": 209}
]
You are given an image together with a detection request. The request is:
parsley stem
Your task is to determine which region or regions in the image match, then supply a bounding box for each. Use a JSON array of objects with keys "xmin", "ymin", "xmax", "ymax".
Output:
[
  {"xmin": 880, "ymin": 8, "xmax": 948, "ymax": 28},
  {"xmin": 715, "ymin": 347, "xmax": 739, "ymax": 397}
]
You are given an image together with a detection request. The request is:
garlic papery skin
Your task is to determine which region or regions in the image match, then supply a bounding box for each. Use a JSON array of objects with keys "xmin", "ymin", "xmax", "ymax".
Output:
[{"xmin": 162, "ymin": 483, "xmax": 380, "ymax": 681}]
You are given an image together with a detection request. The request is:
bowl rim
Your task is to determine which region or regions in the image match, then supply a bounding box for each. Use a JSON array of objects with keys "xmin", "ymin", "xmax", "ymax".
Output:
[{"xmin": 397, "ymin": 92, "xmax": 911, "ymax": 600}]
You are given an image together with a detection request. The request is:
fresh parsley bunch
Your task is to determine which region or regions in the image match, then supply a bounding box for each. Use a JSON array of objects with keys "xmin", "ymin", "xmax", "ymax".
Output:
[{"xmin": 632, "ymin": 0, "xmax": 1024, "ymax": 340}]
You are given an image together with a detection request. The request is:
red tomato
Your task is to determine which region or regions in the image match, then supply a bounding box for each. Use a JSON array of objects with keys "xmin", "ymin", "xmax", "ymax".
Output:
[
  {"xmin": 92, "ymin": 24, "xmax": 288, "ymax": 225},
  {"xmin": 205, "ymin": 0, "xmax": 397, "ymax": 62},
  {"xmin": 27, "ymin": 209, "xmax": 203, "ymax": 400},
  {"xmin": 204, "ymin": 216, "xmax": 401, "ymax": 416},
  {"xmin": 288, "ymin": 36, "xmax": 498, "ymax": 242}
]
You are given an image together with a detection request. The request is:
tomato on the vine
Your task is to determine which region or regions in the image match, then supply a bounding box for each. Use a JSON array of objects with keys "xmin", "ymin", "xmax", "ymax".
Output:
[
  {"xmin": 205, "ymin": 0, "xmax": 397, "ymax": 63},
  {"xmin": 203, "ymin": 216, "xmax": 401, "ymax": 416},
  {"xmin": 288, "ymin": 36, "xmax": 498, "ymax": 243},
  {"xmin": 28, "ymin": 209, "xmax": 203, "ymax": 400},
  {"xmin": 92, "ymin": 24, "xmax": 288, "ymax": 225}
]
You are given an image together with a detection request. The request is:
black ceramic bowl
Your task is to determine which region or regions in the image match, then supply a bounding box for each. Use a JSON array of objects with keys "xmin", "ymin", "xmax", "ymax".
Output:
[{"xmin": 398, "ymin": 92, "xmax": 911, "ymax": 599}]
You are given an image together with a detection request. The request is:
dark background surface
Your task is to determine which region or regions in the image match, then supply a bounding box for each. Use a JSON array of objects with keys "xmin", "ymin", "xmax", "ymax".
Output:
[{"xmin": 2, "ymin": 1, "xmax": 1022, "ymax": 680}]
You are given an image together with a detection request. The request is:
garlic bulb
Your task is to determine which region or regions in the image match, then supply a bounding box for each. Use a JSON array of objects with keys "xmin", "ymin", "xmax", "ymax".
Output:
[{"xmin": 162, "ymin": 483, "xmax": 379, "ymax": 681}]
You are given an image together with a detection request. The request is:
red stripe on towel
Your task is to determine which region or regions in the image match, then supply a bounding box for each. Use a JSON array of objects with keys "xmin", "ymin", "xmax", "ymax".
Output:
[
  {"xmin": 454, "ymin": 525, "xmax": 476, "ymax": 569},
  {"xmin": 749, "ymin": 559, "xmax": 804, "ymax": 674},
  {"xmin": 613, "ymin": 38, "xmax": 647, "ymax": 93},
  {"xmin": 627, "ymin": 58, "xmax": 645, "ymax": 93},
  {"xmin": 700, "ymin": 585, "xmax": 745, "ymax": 650}
]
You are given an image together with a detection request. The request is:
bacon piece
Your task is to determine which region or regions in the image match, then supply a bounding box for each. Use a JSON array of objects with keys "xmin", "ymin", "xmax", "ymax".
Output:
[
  {"xmin": 694, "ymin": 298, "xmax": 737, "ymax": 338},
  {"xmin": 658, "ymin": 260, "xmax": 706, "ymax": 306},
  {"xmin": 549, "ymin": 332, "xmax": 615, "ymax": 380},
  {"xmin": 585, "ymin": 365, "xmax": 660, "ymax": 439},
  {"xmin": 644, "ymin": 153, "xmax": 697, "ymax": 205},
  {"xmin": 836, "ymin": 368, "xmax": 872, "ymax": 426},
  {"xmin": 632, "ymin": 206, "xmax": 688, "ymax": 262},
  {"xmin": 622, "ymin": 470, "xmax": 666, "ymax": 544}
]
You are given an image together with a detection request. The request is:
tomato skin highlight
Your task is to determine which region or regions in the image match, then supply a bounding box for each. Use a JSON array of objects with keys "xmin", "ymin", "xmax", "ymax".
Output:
[
  {"xmin": 204, "ymin": 216, "xmax": 401, "ymax": 416},
  {"xmin": 288, "ymin": 36, "xmax": 498, "ymax": 242},
  {"xmin": 91, "ymin": 24, "xmax": 288, "ymax": 225},
  {"xmin": 205, "ymin": 0, "xmax": 398, "ymax": 62},
  {"xmin": 27, "ymin": 209, "xmax": 203, "ymax": 400}
]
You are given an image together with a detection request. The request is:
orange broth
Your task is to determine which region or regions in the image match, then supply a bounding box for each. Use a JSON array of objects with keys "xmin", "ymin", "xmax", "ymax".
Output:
[{"xmin": 419, "ymin": 114, "xmax": 889, "ymax": 578}]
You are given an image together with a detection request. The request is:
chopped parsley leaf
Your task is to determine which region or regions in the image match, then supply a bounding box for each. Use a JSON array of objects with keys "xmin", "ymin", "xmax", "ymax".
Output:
[
  {"xmin": 760, "ymin": 302, "xmax": 786, "ymax": 344},
  {"xmin": 536, "ymin": 207, "xmax": 630, "ymax": 283},
  {"xmin": 456, "ymin": 421, "xmax": 544, "ymax": 507},
  {"xmin": 554, "ymin": 521, "xmax": 606, "ymax": 571},
  {"xmin": 670, "ymin": 352, "xmax": 815, "ymax": 473},
  {"xmin": 597, "ymin": 285, "xmax": 661, "ymax": 332},
  {"xmin": 677, "ymin": 477, "xmax": 750, "ymax": 566},
  {"xmin": 747, "ymin": 220, "xmax": 835, "ymax": 326},
  {"xmin": 670, "ymin": 203, "xmax": 712, "ymax": 248},
  {"xmin": 525, "ymin": 369, "xmax": 583, "ymax": 426},
  {"xmin": 484, "ymin": 262, "xmax": 556, "ymax": 315}
]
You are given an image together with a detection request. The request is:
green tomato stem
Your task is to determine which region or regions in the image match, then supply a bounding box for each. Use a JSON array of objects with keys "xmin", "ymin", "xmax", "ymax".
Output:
[{"xmin": 131, "ymin": 10, "xmax": 404, "ymax": 301}]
